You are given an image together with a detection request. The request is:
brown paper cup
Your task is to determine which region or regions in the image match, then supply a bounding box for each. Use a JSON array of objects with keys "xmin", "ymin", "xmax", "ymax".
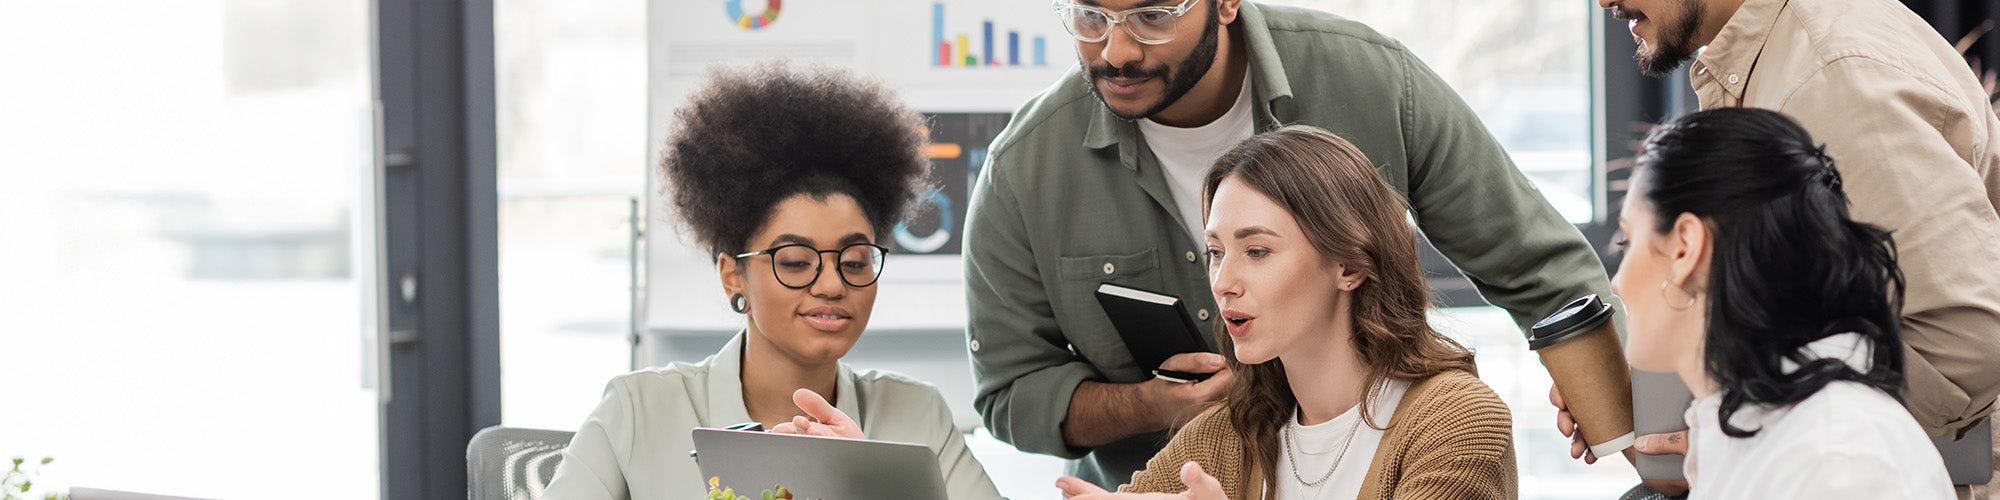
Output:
[
  {"xmin": 1538, "ymin": 321, "xmax": 1636, "ymax": 457},
  {"xmin": 1530, "ymin": 295, "xmax": 1636, "ymax": 458}
]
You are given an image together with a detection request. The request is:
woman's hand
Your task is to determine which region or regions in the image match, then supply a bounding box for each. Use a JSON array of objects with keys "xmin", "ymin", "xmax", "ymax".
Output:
[
  {"xmin": 1634, "ymin": 431, "xmax": 1690, "ymax": 496},
  {"xmin": 768, "ymin": 388, "xmax": 865, "ymax": 439},
  {"xmin": 1056, "ymin": 462, "xmax": 1225, "ymax": 500}
]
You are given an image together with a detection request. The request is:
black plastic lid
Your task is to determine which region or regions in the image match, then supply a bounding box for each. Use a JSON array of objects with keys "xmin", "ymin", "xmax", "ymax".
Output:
[{"xmin": 1528, "ymin": 294, "xmax": 1614, "ymax": 350}]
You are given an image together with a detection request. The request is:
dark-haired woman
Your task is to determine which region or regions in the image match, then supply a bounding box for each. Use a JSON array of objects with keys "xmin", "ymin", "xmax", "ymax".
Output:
[
  {"xmin": 540, "ymin": 63, "xmax": 1002, "ymax": 500},
  {"xmin": 1611, "ymin": 108, "xmax": 1951, "ymax": 498},
  {"xmin": 1057, "ymin": 125, "xmax": 1515, "ymax": 500}
]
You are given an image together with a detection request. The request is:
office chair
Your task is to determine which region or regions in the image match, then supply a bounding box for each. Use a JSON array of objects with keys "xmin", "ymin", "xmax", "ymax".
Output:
[{"xmin": 467, "ymin": 426, "xmax": 575, "ymax": 500}]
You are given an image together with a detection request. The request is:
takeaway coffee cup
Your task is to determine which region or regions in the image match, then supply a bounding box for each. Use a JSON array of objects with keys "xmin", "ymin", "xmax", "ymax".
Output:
[{"xmin": 1529, "ymin": 294, "xmax": 1636, "ymax": 459}]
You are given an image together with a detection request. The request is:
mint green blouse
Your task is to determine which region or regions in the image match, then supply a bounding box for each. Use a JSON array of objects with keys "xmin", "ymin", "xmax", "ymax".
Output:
[{"xmin": 542, "ymin": 332, "xmax": 1004, "ymax": 500}]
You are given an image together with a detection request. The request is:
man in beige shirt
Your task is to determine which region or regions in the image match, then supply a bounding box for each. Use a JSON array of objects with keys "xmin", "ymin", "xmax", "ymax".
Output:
[{"xmin": 1590, "ymin": 0, "xmax": 2000, "ymax": 496}]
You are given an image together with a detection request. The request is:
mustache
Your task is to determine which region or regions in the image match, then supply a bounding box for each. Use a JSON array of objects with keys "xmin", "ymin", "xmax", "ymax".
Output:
[
  {"xmin": 1609, "ymin": 5, "xmax": 1645, "ymax": 21},
  {"xmin": 1088, "ymin": 62, "xmax": 1168, "ymax": 81}
]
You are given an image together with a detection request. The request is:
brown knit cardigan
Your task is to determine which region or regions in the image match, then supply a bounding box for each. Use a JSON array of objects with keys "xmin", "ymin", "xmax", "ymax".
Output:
[{"xmin": 1118, "ymin": 370, "xmax": 1517, "ymax": 500}]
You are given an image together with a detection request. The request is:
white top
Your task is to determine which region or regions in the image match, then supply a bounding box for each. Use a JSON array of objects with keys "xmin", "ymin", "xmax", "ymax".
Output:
[
  {"xmin": 1136, "ymin": 69, "xmax": 1257, "ymax": 247},
  {"xmin": 1271, "ymin": 378, "xmax": 1410, "ymax": 500},
  {"xmin": 1683, "ymin": 332, "xmax": 1954, "ymax": 499},
  {"xmin": 541, "ymin": 332, "xmax": 1003, "ymax": 500}
]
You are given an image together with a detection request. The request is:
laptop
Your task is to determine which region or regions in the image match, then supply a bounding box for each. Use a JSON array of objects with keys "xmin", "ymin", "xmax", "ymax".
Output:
[
  {"xmin": 690, "ymin": 428, "xmax": 949, "ymax": 500},
  {"xmin": 1933, "ymin": 417, "xmax": 1995, "ymax": 485},
  {"xmin": 1632, "ymin": 369, "xmax": 1693, "ymax": 480}
]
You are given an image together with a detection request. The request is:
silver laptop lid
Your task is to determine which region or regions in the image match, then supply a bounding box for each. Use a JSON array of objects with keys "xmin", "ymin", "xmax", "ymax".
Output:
[
  {"xmin": 691, "ymin": 428, "xmax": 948, "ymax": 500},
  {"xmin": 1933, "ymin": 418, "xmax": 1994, "ymax": 485}
]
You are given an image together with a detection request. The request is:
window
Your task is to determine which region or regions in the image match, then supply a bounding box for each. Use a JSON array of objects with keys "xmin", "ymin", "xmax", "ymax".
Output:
[
  {"xmin": 1264, "ymin": 0, "xmax": 1599, "ymax": 224},
  {"xmin": 493, "ymin": 0, "xmax": 650, "ymax": 431},
  {"xmin": 0, "ymin": 1, "xmax": 377, "ymax": 498}
]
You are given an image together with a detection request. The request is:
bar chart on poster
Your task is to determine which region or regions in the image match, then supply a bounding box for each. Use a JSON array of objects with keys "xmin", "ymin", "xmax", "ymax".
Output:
[
  {"xmin": 646, "ymin": 0, "xmax": 1075, "ymax": 335},
  {"xmin": 928, "ymin": 3, "xmax": 1050, "ymax": 68},
  {"xmin": 871, "ymin": 0, "xmax": 1077, "ymax": 110}
]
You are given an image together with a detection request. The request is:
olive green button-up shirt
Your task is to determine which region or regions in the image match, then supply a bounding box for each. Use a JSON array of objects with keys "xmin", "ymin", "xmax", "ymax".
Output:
[{"xmin": 964, "ymin": 1, "xmax": 1614, "ymax": 487}]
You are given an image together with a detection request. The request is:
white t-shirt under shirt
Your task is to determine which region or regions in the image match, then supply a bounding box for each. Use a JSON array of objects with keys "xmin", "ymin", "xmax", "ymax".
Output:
[
  {"xmin": 1136, "ymin": 69, "xmax": 1256, "ymax": 246},
  {"xmin": 1272, "ymin": 378, "xmax": 1411, "ymax": 500}
]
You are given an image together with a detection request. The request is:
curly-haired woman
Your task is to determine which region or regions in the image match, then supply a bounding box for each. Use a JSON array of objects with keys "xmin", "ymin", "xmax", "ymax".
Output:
[{"xmin": 540, "ymin": 62, "xmax": 1002, "ymax": 500}]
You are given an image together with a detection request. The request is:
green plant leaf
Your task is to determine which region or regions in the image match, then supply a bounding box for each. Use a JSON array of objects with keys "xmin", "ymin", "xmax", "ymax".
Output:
[{"xmin": 35, "ymin": 459, "xmax": 48, "ymax": 466}]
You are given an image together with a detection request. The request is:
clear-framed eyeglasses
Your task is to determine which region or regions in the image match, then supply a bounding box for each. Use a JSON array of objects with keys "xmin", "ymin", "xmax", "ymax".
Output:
[
  {"xmin": 1051, "ymin": 0, "xmax": 1204, "ymax": 45},
  {"xmin": 732, "ymin": 243, "xmax": 889, "ymax": 289}
]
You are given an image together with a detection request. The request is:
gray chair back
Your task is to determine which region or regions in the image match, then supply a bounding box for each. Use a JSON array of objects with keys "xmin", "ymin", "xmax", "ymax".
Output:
[{"xmin": 467, "ymin": 426, "xmax": 576, "ymax": 500}]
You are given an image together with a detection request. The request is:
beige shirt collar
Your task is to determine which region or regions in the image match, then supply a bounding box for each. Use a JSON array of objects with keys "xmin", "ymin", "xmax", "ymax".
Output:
[
  {"xmin": 1689, "ymin": 0, "xmax": 1792, "ymax": 104},
  {"xmin": 703, "ymin": 330, "xmax": 866, "ymax": 429}
]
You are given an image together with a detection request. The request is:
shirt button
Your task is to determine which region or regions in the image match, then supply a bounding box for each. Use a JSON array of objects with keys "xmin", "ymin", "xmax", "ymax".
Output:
[
  {"xmin": 1197, "ymin": 309, "xmax": 1211, "ymax": 321},
  {"xmin": 1102, "ymin": 262, "xmax": 1115, "ymax": 274},
  {"xmin": 1185, "ymin": 251, "xmax": 1198, "ymax": 263},
  {"xmin": 1728, "ymin": 74, "xmax": 1740, "ymax": 84},
  {"xmin": 969, "ymin": 340, "xmax": 981, "ymax": 352}
]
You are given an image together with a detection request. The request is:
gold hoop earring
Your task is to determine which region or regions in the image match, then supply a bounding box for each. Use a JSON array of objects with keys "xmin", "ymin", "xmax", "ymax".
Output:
[{"xmin": 1659, "ymin": 280, "xmax": 1697, "ymax": 311}]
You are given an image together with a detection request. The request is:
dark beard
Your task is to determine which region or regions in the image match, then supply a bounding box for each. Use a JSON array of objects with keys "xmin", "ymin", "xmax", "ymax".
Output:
[
  {"xmin": 1616, "ymin": 1, "xmax": 1704, "ymax": 77},
  {"xmin": 1082, "ymin": 3, "xmax": 1222, "ymax": 120}
]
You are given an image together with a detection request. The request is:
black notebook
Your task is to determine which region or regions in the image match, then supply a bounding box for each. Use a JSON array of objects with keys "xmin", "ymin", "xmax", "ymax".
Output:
[{"xmin": 1094, "ymin": 283, "xmax": 1214, "ymax": 378}]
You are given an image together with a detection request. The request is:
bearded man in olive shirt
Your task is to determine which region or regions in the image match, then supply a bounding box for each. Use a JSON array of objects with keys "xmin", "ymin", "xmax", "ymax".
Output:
[{"xmin": 963, "ymin": 0, "xmax": 1621, "ymax": 488}]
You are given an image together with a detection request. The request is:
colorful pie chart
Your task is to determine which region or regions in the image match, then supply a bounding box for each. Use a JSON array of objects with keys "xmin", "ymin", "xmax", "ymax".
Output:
[{"xmin": 725, "ymin": 0, "xmax": 780, "ymax": 30}]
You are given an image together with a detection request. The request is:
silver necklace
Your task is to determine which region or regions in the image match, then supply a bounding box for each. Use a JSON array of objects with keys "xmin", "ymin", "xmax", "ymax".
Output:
[{"xmin": 1281, "ymin": 407, "xmax": 1364, "ymax": 488}]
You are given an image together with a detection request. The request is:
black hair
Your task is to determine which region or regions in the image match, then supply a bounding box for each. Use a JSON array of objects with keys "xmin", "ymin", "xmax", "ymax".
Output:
[
  {"xmin": 1633, "ymin": 107, "xmax": 1906, "ymax": 438},
  {"xmin": 661, "ymin": 61, "xmax": 932, "ymax": 260}
]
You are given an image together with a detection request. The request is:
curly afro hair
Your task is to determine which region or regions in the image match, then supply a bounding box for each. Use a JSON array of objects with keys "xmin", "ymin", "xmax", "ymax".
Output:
[{"xmin": 662, "ymin": 61, "xmax": 932, "ymax": 260}]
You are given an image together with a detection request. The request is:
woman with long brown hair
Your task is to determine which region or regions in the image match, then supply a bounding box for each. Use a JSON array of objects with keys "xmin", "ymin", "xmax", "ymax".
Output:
[{"xmin": 1059, "ymin": 125, "xmax": 1515, "ymax": 500}]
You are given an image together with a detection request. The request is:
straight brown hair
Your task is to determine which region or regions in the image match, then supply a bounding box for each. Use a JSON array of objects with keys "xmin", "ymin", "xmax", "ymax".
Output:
[{"xmin": 1200, "ymin": 125, "xmax": 1477, "ymax": 488}]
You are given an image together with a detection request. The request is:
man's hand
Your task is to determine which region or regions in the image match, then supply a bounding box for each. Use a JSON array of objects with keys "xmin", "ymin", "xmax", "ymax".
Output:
[
  {"xmin": 768, "ymin": 388, "xmax": 865, "ymax": 439},
  {"xmin": 1147, "ymin": 353, "xmax": 1234, "ymax": 428},
  {"xmin": 1056, "ymin": 461, "xmax": 1225, "ymax": 500},
  {"xmin": 1056, "ymin": 354, "xmax": 1224, "ymax": 448},
  {"xmin": 1550, "ymin": 385, "xmax": 1601, "ymax": 463},
  {"xmin": 1554, "ymin": 386, "xmax": 1689, "ymax": 495},
  {"xmin": 1062, "ymin": 352, "xmax": 1232, "ymax": 448}
]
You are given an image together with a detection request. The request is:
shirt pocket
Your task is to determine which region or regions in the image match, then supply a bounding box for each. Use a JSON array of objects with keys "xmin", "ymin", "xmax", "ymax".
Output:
[{"xmin": 1054, "ymin": 248, "xmax": 1164, "ymax": 382}]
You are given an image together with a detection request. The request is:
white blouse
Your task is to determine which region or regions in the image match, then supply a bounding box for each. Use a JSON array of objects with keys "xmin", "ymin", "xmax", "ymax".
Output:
[
  {"xmin": 1684, "ymin": 333, "xmax": 1954, "ymax": 499},
  {"xmin": 1271, "ymin": 378, "xmax": 1410, "ymax": 500}
]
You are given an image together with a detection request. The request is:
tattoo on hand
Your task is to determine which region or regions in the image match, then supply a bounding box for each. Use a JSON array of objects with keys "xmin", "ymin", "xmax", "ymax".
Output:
[{"xmin": 1668, "ymin": 434, "xmax": 1679, "ymax": 444}]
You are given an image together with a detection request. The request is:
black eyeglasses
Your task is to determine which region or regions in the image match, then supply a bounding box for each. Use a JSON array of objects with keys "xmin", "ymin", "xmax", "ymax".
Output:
[{"xmin": 733, "ymin": 243, "xmax": 889, "ymax": 289}]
